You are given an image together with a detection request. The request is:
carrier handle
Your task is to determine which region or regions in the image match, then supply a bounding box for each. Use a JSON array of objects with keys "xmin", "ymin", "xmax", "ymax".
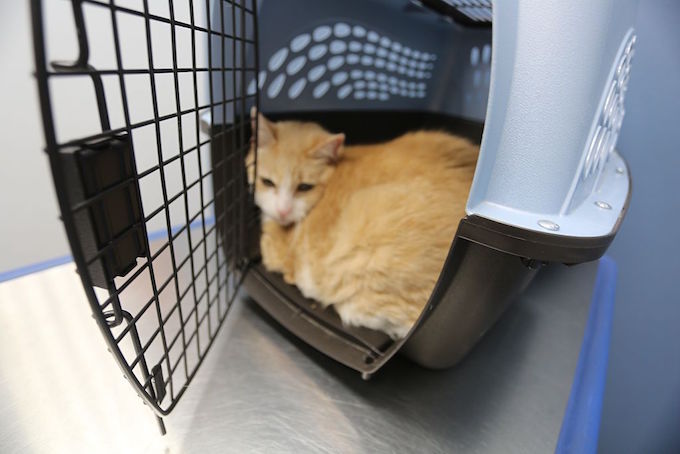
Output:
[{"xmin": 50, "ymin": 0, "xmax": 111, "ymax": 132}]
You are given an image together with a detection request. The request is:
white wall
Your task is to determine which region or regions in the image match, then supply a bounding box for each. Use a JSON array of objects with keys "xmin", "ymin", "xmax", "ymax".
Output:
[
  {"xmin": 0, "ymin": 1, "xmax": 212, "ymax": 276},
  {"xmin": 0, "ymin": 1, "xmax": 69, "ymax": 273}
]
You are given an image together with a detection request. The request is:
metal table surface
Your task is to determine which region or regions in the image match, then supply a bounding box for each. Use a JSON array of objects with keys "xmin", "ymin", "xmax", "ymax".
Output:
[{"xmin": 0, "ymin": 259, "xmax": 598, "ymax": 453}]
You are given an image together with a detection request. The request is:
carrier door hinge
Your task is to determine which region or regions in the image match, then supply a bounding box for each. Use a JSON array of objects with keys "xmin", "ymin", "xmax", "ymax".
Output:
[{"xmin": 151, "ymin": 364, "xmax": 167, "ymax": 403}]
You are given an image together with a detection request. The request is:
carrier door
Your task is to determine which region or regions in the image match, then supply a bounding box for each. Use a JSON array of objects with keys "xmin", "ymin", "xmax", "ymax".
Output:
[{"xmin": 30, "ymin": 0, "xmax": 259, "ymax": 429}]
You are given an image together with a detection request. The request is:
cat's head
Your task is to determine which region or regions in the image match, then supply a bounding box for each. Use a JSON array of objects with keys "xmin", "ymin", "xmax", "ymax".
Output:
[{"xmin": 246, "ymin": 108, "xmax": 345, "ymax": 226}]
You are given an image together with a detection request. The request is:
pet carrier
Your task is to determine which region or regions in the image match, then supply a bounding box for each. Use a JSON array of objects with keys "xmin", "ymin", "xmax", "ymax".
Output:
[{"xmin": 31, "ymin": 0, "xmax": 636, "ymax": 431}]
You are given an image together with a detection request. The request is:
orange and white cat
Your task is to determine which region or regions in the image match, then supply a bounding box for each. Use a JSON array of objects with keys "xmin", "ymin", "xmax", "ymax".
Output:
[{"xmin": 246, "ymin": 108, "xmax": 478, "ymax": 339}]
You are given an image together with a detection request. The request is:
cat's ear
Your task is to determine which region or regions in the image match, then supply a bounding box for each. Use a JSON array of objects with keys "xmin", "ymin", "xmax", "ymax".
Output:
[
  {"xmin": 250, "ymin": 106, "xmax": 276, "ymax": 147},
  {"xmin": 311, "ymin": 133, "xmax": 345, "ymax": 163}
]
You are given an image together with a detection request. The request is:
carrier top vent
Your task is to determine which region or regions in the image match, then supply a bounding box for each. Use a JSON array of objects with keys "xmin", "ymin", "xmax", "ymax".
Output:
[{"xmin": 442, "ymin": 0, "xmax": 492, "ymax": 23}]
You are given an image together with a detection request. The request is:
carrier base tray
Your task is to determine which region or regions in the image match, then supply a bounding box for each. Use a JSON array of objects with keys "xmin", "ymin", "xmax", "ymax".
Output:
[{"xmin": 242, "ymin": 263, "xmax": 395, "ymax": 375}]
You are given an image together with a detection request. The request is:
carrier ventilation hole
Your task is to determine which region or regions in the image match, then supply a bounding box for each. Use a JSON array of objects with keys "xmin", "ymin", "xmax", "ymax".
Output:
[
  {"xmin": 470, "ymin": 46, "xmax": 480, "ymax": 66},
  {"xmin": 581, "ymin": 33, "xmax": 636, "ymax": 180},
  {"xmin": 312, "ymin": 25, "xmax": 332, "ymax": 42},
  {"xmin": 313, "ymin": 81, "xmax": 331, "ymax": 99},
  {"xmin": 290, "ymin": 33, "xmax": 311, "ymax": 52},
  {"xmin": 465, "ymin": 44, "xmax": 492, "ymax": 106},
  {"xmin": 246, "ymin": 71, "xmax": 267, "ymax": 95},
  {"xmin": 307, "ymin": 65, "xmax": 326, "ymax": 82},
  {"xmin": 260, "ymin": 22, "xmax": 438, "ymax": 101},
  {"xmin": 288, "ymin": 78, "xmax": 306, "ymax": 99}
]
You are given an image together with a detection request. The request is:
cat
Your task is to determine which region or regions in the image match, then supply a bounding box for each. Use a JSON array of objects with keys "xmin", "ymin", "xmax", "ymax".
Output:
[{"xmin": 246, "ymin": 108, "xmax": 478, "ymax": 339}]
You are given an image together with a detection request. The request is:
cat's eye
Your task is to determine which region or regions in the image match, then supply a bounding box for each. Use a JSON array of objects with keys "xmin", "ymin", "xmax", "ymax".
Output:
[
  {"xmin": 260, "ymin": 177, "xmax": 276, "ymax": 188},
  {"xmin": 297, "ymin": 183, "xmax": 315, "ymax": 192}
]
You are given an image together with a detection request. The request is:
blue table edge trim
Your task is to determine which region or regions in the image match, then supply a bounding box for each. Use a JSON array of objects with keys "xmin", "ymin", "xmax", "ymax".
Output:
[
  {"xmin": 555, "ymin": 255, "xmax": 617, "ymax": 454},
  {"xmin": 0, "ymin": 217, "xmax": 215, "ymax": 284},
  {"xmin": 0, "ymin": 254, "xmax": 75, "ymax": 284}
]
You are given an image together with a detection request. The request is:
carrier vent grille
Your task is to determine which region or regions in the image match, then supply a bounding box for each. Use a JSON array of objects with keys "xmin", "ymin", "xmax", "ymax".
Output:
[
  {"xmin": 582, "ymin": 33, "xmax": 636, "ymax": 180},
  {"xmin": 249, "ymin": 22, "xmax": 439, "ymax": 102}
]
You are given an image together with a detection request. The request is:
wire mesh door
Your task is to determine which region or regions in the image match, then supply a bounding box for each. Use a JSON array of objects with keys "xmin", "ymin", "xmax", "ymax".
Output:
[{"xmin": 31, "ymin": 0, "xmax": 258, "ymax": 429}]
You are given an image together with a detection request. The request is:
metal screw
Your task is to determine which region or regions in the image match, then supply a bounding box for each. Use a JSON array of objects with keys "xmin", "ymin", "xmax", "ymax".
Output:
[
  {"xmin": 538, "ymin": 220, "xmax": 560, "ymax": 231},
  {"xmin": 616, "ymin": 167, "xmax": 625, "ymax": 174},
  {"xmin": 595, "ymin": 201, "xmax": 612, "ymax": 210},
  {"xmin": 521, "ymin": 257, "xmax": 545, "ymax": 270}
]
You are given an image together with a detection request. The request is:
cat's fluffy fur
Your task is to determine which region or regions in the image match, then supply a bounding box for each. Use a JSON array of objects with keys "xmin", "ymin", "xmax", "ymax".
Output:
[{"xmin": 246, "ymin": 109, "xmax": 478, "ymax": 339}]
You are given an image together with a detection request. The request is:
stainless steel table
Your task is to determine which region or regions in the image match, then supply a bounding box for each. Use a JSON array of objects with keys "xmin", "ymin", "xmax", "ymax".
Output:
[{"xmin": 0, "ymin": 260, "xmax": 598, "ymax": 453}]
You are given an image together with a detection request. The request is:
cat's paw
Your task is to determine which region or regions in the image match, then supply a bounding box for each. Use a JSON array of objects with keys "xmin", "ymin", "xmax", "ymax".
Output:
[
  {"xmin": 335, "ymin": 301, "xmax": 413, "ymax": 340},
  {"xmin": 385, "ymin": 323, "xmax": 411, "ymax": 340},
  {"xmin": 283, "ymin": 271, "xmax": 296, "ymax": 285}
]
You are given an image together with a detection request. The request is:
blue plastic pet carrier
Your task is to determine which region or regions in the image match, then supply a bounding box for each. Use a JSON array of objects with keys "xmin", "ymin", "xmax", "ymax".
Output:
[{"xmin": 31, "ymin": 0, "xmax": 636, "ymax": 431}]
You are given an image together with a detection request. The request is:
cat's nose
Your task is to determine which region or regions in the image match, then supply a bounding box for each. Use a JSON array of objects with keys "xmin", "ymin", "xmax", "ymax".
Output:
[{"xmin": 277, "ymin": 207, "xmax": 292, "ymax": 218}]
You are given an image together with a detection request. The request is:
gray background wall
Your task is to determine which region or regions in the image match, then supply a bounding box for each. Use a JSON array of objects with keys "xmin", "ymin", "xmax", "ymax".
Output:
[
  {"xmin": 0, "ymin": 1, "xmax": 69, "ymax": 272},
  {"xmin": 0, "ymin": 0, "xmax": 678, "ymax": 452},
  {"xmin": 599, "ymin": 0, "xmax": 680, "ymax": 452}
]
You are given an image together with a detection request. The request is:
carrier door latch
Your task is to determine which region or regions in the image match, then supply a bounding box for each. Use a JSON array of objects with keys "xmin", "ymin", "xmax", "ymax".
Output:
[{"xmin": 60, "ymin": 133, "xmax": 148, "ymax": 288}]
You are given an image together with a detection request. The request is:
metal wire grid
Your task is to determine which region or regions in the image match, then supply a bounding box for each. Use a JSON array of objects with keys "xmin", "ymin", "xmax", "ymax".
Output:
[
  {"xmin": 31, "ymin": 0, "xmax": 258, "ymax": 427},
  {"xmin": 442, "ymin": 0, "xmax": 492, "ymax": 22},
  {"xmin": 420, "ymin": 0, "xmax": 492, "ymax": 26}
]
